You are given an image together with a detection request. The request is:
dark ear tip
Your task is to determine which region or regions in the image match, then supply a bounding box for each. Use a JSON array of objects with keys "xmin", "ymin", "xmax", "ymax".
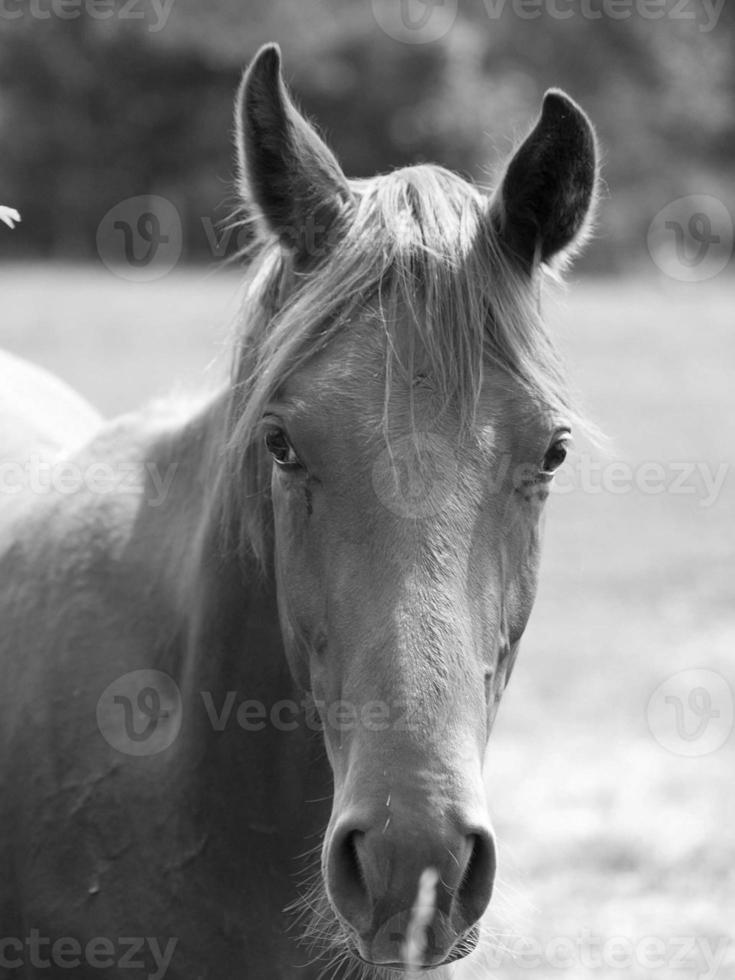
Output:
[
  {"xmin": 251, "ymin": 42, "xmax": 282, "ymax": 75},
  {"xmin": 238, "ymin": 42, "xmax": 286, "ymax": 131},
  {"xmin": 541, "ymin": 88, "xmax": 595, "ymax": 139},
  {"xmin": 241, "ymin": 43, "xmax": 282, "ymax": 95},
  {"xmin": 542, "ymin": 88, "xmax": 578, "ymax": 114},
  {"xmin": 253, "ymin": 41, "xmax": 281, "ymax": 74}
]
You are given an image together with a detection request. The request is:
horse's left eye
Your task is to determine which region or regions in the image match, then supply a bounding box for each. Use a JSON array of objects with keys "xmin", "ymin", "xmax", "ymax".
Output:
[
  {"xmin": 265, "ymin": 428, "xmax": 301, "ymax": 468},
  {"xmin": 541, "ymin": 439, "xmax": 569, "ymax": 474}
]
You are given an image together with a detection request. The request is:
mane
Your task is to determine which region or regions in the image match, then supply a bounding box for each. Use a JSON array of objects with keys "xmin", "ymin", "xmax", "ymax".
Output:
[{"xmin": 221, "ymin": 163, "xmax": 587, "ymax": 566}]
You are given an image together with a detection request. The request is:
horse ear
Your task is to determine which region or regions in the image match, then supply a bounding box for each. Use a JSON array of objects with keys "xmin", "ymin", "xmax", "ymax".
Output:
[
  {"xmin": 490, "ymin": 90, "xmax": 597, "ymax": 271},
  {"xmin": 236, "ymin": 44, "xmax": 352, "ymax": 262}
]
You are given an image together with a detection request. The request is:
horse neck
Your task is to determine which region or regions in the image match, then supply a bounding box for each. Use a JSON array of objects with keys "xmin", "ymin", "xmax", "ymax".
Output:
[{"xmin": 146, "ymin": 390, "xmax": 331, "ymax": 838}]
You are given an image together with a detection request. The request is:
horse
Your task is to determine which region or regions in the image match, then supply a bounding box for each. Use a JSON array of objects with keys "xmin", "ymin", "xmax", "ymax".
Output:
[{"xmin": 0, "ymin": 43, "xmax": 597, "ymax": 979}]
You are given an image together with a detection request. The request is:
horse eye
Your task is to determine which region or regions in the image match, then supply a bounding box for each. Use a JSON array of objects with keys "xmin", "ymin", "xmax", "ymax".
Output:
[
  {"xmin": 264, "ymin": 428, "xmax": 301, "ymax": 468},
  {"xmin": 542, "ymin": 439, "xmax": 569, "ymax": 474}
]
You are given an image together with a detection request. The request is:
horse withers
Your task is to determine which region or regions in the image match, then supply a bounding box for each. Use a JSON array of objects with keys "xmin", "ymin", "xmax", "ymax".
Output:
[{"xmin": 0, "ymin": 44, "xmax": 597, "ymax": 979}]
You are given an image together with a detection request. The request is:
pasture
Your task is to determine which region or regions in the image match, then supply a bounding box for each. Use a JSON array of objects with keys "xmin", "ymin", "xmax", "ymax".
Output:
[{"xmin": 1, "ymin": 264, "xmax": 733, "ymax": 979}]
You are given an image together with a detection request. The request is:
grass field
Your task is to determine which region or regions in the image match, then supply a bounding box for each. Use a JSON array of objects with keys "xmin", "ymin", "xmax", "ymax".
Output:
[{"xmin": 1, "ymin": 264, "xmax": 733, "ymax": 979}]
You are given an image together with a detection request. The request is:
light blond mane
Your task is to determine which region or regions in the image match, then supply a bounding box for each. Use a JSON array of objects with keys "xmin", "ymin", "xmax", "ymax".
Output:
[{"xmin": 222, "ymin": 163, "xmax": 586, "ymax": 564}]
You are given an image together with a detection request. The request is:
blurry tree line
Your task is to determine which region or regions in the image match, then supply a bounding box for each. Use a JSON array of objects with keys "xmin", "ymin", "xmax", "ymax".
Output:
[{"xmin": 0, "ymin": 0, "xmax": 733, "ymax": 271}]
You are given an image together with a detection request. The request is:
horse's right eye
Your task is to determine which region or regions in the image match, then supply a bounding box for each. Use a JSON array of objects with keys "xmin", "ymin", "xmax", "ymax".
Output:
[
  {"xmin": 264, "ymin": 428, "xmax": 301, "ymax": 468},
  {"xmin": 542, "ymin": 440, "xmax": 568, "ymax": 473}
]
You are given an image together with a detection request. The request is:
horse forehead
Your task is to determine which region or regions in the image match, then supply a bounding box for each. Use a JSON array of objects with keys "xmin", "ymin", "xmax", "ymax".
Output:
[
  {"xmin": 282, "ymin": 332, "xmax": 542, "ymax": 451},
  {"xmin": 285, "ymin": 319, "xmax": 383, "ymax": 392}
]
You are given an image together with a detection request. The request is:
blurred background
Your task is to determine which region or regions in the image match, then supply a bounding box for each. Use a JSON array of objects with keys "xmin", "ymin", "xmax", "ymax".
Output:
[
  {"xmin": 1, "ymin": 0, "xmax": 734, "ymax": 268},
  {"xmin": 1, "ymin": 1, "xmax": 733, "ymax": 978}
]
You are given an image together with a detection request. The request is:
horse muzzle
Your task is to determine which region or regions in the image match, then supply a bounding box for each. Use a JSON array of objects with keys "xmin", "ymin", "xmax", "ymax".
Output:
[{"xmin": 324, "ymin": 799, "xmax": 496, "ymax": 967}]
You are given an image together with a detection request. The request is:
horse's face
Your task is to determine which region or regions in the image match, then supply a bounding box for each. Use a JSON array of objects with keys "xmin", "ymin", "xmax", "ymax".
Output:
[
  {"xmin": 236, "ymin": 45, "xmax": 596, "ymax": 971},
  {"xmin": 266, "ymin": 328, "xmax": 567, "ymax": 958}
]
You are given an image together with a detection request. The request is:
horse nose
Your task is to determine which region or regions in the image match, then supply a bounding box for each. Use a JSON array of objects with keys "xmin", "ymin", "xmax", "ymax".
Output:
[{"xmin": 325, "ymin": 809, "xmax": 496, "ymax": 966}]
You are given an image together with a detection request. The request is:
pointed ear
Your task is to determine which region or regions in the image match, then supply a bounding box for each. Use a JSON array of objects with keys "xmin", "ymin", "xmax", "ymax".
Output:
[
  {"xmin": 490, "ymin": 90, "xmax": 598, "ymax": 272},
  {"xmin": 235, "ymin": 44, "xmax": 352, "ymax": 263}
]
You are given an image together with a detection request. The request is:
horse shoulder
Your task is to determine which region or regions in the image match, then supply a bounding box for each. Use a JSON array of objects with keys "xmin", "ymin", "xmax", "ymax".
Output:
[{"xmin": 0, "ymin": 411, "xmax": 189, "ymax": 701}]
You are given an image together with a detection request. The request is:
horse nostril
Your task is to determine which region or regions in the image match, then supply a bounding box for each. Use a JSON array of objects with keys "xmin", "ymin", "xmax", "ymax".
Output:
[
  {"xmin": 455, "ymin": 829, "xmax": 497, "ymax": 929},
  {"xmin": 326, "ymin": 815, "xmax": 497, "ymax": 959},
  {"xmin": 327, "ymin": 826, "xmax": 372, "ymax": 935}
]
